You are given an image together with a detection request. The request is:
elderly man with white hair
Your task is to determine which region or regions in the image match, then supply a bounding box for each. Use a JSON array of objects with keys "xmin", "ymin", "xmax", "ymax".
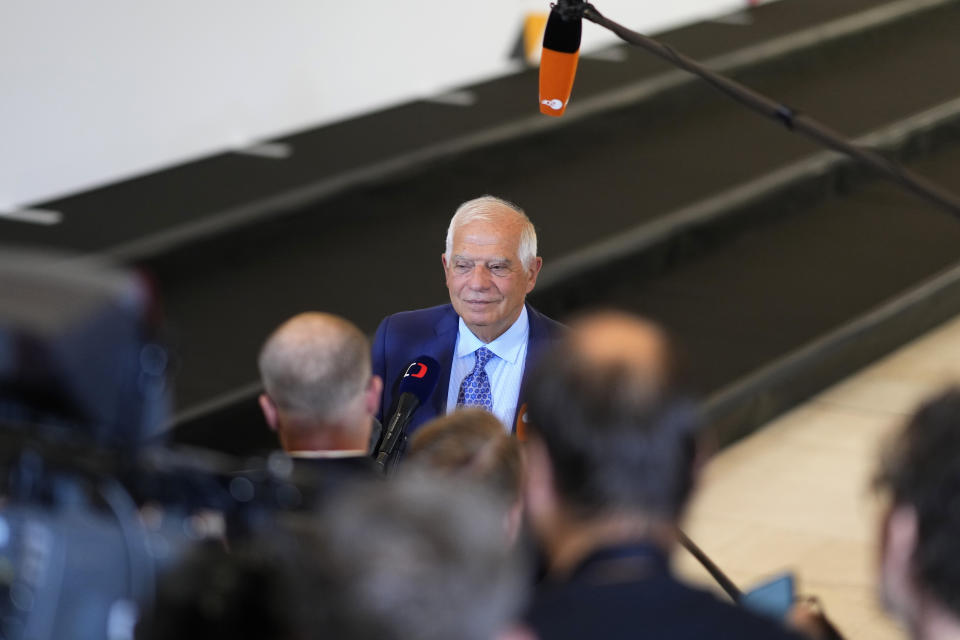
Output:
[{"xmin": 372, "ymin": 195, "xmax": 564, "ymax": 441}]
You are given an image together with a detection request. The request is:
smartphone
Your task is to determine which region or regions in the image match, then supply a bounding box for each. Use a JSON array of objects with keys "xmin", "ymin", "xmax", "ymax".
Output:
[{"xmin": 741, "ymin": 571, "xmax": 795, "ymax": 621}]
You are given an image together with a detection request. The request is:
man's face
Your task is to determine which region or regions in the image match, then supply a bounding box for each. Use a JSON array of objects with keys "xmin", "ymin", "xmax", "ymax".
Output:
[{"xmin": 442, "ymin": 215, "xmax": 542, "ymax": 343}]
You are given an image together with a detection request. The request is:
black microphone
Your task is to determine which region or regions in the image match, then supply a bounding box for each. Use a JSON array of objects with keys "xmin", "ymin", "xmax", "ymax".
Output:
[
  {"xmin": 374, "ymin": 356, "xmax": 440, "ymax": 472},
  {"xmin": 539, "ymin": 0, "xmax": 583, "ymax": 116}
]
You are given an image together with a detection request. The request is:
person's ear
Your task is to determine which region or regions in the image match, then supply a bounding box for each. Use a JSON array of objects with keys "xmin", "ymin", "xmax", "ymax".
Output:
[
  {"xmin": 525, "ymin": 256, "xmax": 543, "ymax": 293},
  {"xmin": 885, "ymin": 505, "xmax": 918, "ymax": 575},
  {"xmin": 495, "ymin": 625, "xmax": 538, "ymax": 640},
  {"xmin": 523, "ymin": 435, "xmax": 559, "ymax": 532},
  {"xmin": 880, "ymin": 504, "xmax": 920, "ymax": 620},
  {"xmin": 365, "ymin": 375, "xmax": 383, "ymax": 417},
  {"xmin": 504, "ymin": 498, "xmax": 524, "ymax": 546},
  {"xmin": 259, "ymin": 393, "xmax": 279, "ymax": 432}
]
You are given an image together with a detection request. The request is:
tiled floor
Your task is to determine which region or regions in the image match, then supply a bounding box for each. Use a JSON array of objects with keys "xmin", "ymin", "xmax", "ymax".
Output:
[{"xmin": 674, "ymin": 313, "xmax": 960, "ymax": 639}]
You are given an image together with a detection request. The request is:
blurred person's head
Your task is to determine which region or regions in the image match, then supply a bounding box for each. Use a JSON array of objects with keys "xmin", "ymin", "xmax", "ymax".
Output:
[
  {"xmin": 319, "ymin": 474, "xmax": 529, "ymax": 640},
  {"xmin": 407, "ymin": 408, "xmax": 525, "ymax": 541},
  {"xmin": 138, "ymin": 476, "xmax": 528, "ymax": 640},
  {"xmin": 258, "ymin": 312, "xmax": 381, "ymax": 453},
  {"xmin": 442, "ymin": 196, "xmax": 542, "ymax": 343},
  {"xmin": 522, "ymin": 311, "xmax": 700, "ymax": 573},
  {"xmin": 875, "ymin": 387, "xmax": 960, "ymax": 639}
]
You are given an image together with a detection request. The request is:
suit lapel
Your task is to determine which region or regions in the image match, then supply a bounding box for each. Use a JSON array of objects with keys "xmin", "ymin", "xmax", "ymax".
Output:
[
  {"xmin": 515, "ymin": 305, "xmax": 560, "ymax": 432},
  {"xmin": 519, "ymin": 305, "xmax": 548, "ymax": 399},
  {"xmin": 418, "ymin": 304, "xmax": 558, "ymax": 433},
  {"xmin": 426, "ymin": 307, "xmax": 459, "ymax": 422}
]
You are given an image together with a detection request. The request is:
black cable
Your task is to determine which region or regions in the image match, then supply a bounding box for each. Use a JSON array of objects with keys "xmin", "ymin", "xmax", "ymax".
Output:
[{"xmin": 676, "ymin": 529, "xmax": 742, "ymax": 602}]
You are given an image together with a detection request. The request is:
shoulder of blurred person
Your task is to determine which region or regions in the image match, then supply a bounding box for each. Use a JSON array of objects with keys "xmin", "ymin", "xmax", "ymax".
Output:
[
  {"xmin": 136, "ymin": 522, "xmax": 331, "ymax": 640},
  {"xmin": 528, "ymin": 552, "xmax": 805, "ymax": 640}
]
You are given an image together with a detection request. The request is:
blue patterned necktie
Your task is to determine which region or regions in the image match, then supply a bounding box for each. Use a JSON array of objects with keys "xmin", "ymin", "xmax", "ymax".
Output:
[{"xmin": 457, "ymin": 347, "xmax": 495, "ymax": 412}]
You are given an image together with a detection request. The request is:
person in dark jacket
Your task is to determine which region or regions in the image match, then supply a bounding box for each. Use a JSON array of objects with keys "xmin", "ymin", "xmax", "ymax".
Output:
[{"xmin": 521, "ymin": 311, "xmax": 803, "ymax": 640}]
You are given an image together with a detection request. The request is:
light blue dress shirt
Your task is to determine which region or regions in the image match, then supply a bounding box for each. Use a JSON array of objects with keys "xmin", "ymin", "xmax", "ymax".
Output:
[{"xmin": 445, "ymin": 306, "xmax": 529, "ymax": 432}]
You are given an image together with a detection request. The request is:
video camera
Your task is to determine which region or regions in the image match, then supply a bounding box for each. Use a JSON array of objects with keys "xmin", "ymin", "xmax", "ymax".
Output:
[{"xmin": 0, "ymin": 249, "xmax": 312, "ymax": 640}]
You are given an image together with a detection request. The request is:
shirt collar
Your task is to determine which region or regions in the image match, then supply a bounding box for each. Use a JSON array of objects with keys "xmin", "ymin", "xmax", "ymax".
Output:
[
  {"xmin": 287, "ymin": 450, "xmax": 368, "ymax": 459},
  {"xmin": 566, "ymin": 543, "xmax": 669, "ymax": 585},
  {"xmin": 457, "ymin": 306, "xmax": 529, "ymax": 364}
]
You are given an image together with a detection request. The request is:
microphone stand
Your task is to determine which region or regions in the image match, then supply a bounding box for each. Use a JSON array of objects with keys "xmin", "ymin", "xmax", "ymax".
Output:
[
  {"xmin": 556, "ymin": 0, "xmax": 960, "ymax": 221},
  {"xmin": 676, "ymin": 530, "xmax": 742, "ymax": 602},
  {"xmin": 678, "ymin": 530, "xmax": 844, "ymax": 638}
]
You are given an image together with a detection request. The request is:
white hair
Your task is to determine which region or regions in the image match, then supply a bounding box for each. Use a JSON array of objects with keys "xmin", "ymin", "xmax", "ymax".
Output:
[{"xmin": 444, "ymin": 195, "xmax": 538, "ymax": 270}]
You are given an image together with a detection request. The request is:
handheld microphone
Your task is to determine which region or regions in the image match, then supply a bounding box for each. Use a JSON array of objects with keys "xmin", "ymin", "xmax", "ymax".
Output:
[
  {"xmin": 539, "ymin": 1, "xmax": 583, "ymax": 116},
  {"xmin": 374, "ymin": 356, "xmax": 440, "ymax": 472}
]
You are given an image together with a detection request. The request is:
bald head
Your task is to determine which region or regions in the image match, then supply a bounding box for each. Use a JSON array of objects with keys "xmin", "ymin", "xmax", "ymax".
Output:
[
  {"xmin": 258, "ymin": 312, "xmax": 371, "ymax": 422},
  {"xmin": 525, "ymin": 311, "xmax": 698, "ymax": 519},
  {"xmin": 568, "ymin": 312, "xmax": 672, "ymax": 398}
]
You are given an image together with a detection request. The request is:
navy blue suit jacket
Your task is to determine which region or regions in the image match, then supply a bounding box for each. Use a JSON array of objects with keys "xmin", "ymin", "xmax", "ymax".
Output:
[{"xmin": 371, "ymin": 303, "xmax": 564, "ymax": 436}]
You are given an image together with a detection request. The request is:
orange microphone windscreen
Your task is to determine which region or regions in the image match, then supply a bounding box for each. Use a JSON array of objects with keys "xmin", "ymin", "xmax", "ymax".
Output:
[{"xmin": 539, "ymin": 8, "xmax": 581, "ymax": 116}]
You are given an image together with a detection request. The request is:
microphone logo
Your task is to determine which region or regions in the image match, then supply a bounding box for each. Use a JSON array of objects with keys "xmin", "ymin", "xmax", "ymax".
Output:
[
  {"xmin": 404, "ymin": 362, "xmax": 428, "ymax": 379},
  {"xmin": 541, "ymin": 98, "xmax": 564, "ymax": 111}
]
